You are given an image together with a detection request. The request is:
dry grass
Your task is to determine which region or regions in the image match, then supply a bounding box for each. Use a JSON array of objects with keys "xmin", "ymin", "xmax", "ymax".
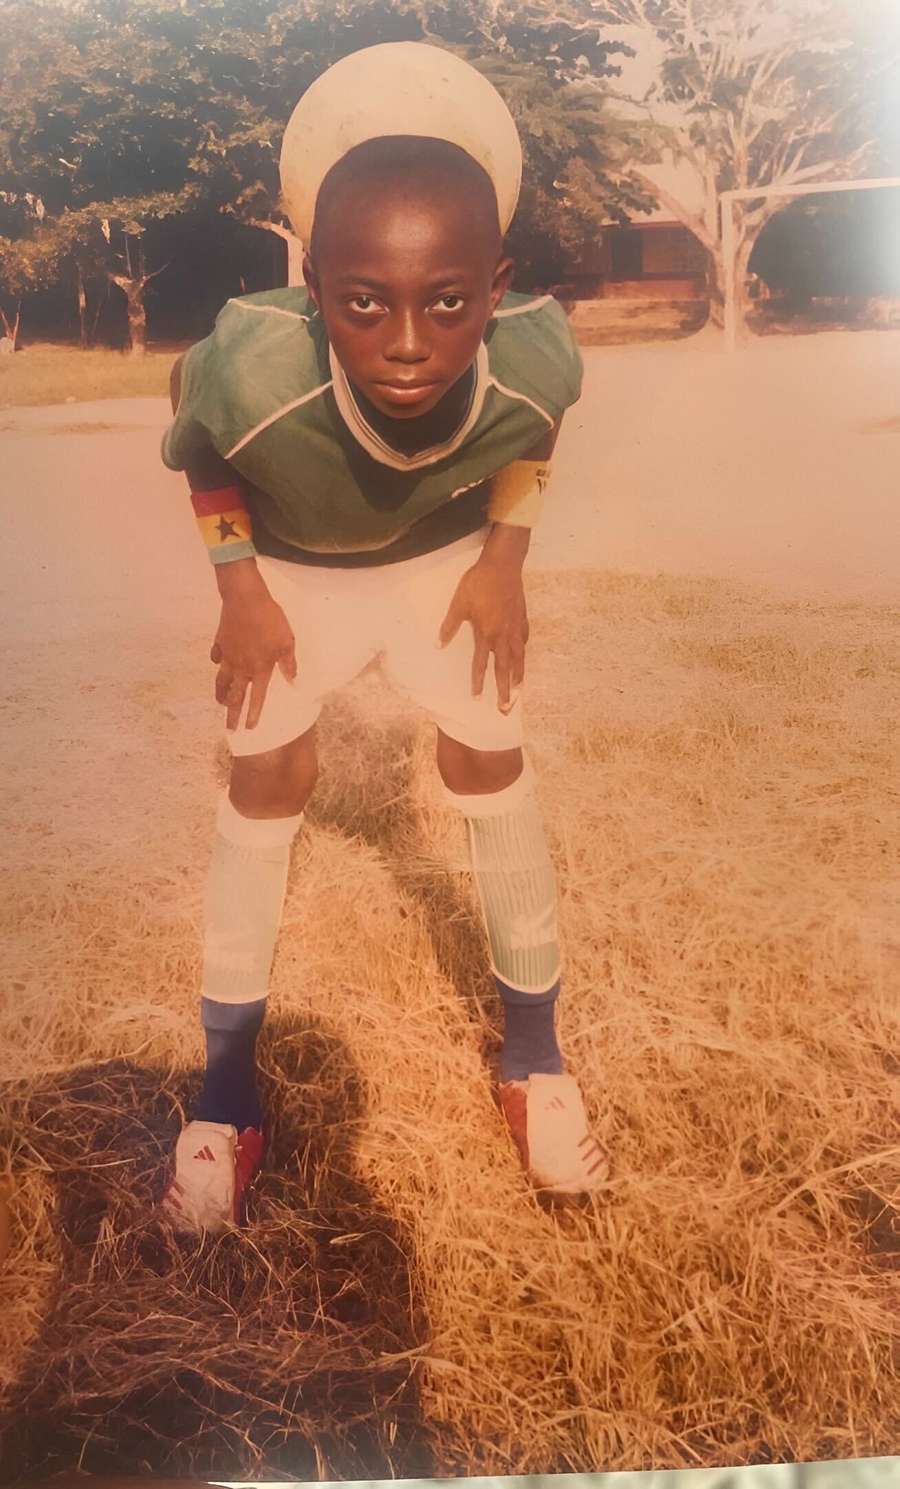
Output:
[
  {"xmin": 1, "ymin": 568, "xmax": 898, "ymax": 1481},
  {"xmin": 0, "ymin": 342, "xmax": 181, "ymax": 407}
]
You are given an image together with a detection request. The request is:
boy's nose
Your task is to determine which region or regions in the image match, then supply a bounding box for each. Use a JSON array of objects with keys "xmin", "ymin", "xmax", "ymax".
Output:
[{"xmin": 384, "ymin": 309, "xmax": 430, "ymax": 363}]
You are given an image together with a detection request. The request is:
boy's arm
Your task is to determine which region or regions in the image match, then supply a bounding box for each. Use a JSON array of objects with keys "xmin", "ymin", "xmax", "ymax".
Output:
[
  {"xmin": 438, "ymin": 417, "xmax": 564, "ymax": 714},
  {"xmin": 169, "ymin": 352, "xmax": 257, "ymax": 573},
  {"xmin": 169, "ymin": 353, "xmax": 297, "ymax": 730},
  {"xmin": 479, "ymin": 416, "xmax": 562, "ymax": 572}
]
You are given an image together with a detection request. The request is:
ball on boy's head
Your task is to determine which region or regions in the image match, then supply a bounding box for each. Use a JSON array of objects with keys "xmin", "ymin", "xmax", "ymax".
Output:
[{"xmin": 279, "ymin": 41, "xmax": 522, "ymax": 246}]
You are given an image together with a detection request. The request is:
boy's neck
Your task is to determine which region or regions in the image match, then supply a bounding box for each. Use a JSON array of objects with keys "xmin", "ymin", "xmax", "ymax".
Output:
[{"xmin": 348, "ymin": 363, "xmax": 476, "ymax": 457}]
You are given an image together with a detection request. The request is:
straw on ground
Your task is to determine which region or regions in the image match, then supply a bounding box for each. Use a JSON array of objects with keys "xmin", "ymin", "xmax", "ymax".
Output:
[{"xmin": 1, "ymin": 564, "xmax": 897, "ymax": 1478}]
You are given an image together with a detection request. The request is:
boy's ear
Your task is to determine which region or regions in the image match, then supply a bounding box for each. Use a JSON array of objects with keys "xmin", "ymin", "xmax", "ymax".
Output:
[
  {"xmin": 489, "ymin": 254, "xmax": 515, "ymax": 312},
  {"xmin": 302, "ymin": 251, "xmax": 320, "ymax": 307}
]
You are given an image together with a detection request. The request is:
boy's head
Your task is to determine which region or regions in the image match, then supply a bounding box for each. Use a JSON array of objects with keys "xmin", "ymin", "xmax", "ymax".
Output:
[{"xmin": 304, "ymin": 136, "xmax": 514, "ymax": 420}]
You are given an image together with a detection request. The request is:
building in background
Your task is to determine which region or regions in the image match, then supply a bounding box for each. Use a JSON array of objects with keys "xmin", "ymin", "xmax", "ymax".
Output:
[{"xmin": 570, "ymin": 207, "xmax": 709, "ymax": 303}]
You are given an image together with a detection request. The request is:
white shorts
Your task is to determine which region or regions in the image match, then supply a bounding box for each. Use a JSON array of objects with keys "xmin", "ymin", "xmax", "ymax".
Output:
[{"xmin": 227, "ymin": 527, "xmax": 525, "ymax": 758}]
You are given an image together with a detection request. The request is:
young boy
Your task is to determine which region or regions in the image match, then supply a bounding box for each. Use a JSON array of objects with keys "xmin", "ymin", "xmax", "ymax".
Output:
[{"xmin": 160, "ymin": 42, "xmax": 607, "ymax": 1234}]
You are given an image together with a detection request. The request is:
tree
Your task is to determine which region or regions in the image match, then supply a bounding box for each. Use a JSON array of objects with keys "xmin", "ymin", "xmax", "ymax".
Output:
[
  {"xmin": 65, "ymin": 191, "xmax": 197, "ymax": 354},
  {"xmin": 595, "ymin": 0, "xmax": 891, "ymax": 334},
  {"xmin": 0, "ymin": 216, "xmax": 72, "ymax": 346},
  {"xmin": 0, "ymin": 0, "xmax": 656, "ymax": 302}
]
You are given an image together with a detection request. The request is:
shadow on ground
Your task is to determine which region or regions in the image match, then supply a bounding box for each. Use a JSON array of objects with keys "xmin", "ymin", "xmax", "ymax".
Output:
[{"xmin": 0, "ymin": 1013, "xmax": 431, "ymax": 1482}]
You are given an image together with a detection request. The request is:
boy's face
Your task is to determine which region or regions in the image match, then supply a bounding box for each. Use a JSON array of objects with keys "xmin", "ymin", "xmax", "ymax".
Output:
[{"xmin": 304, "ymin": 193, "xmax": 513, "ymax": 420}]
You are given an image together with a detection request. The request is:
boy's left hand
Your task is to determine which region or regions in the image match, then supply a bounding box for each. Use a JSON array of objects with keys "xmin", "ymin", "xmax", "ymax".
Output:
[{"xmin": 438, "ymin": 555, "xmax": 529, "ymax": 713}]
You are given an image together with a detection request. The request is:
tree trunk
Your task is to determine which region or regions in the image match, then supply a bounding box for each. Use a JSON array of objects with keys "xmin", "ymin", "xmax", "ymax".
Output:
[
  {"xmin": 125, "ymin": 284, "xmax": 147, "ymax": 356},
  {"xmin": 76, "ymin": 266, "xmax": 87, "ymax": 349},
  {"xmin": 0, "ymin": 300, "xmax": 21, "ymax": 348},
  {"xmin": 705, "ymin": 248, "xmax": 726, "ymax": 330},
  {"xmin": 108, "ymin": 273, "xmax": 147, "ymax": 355},
  {"xmin": 245, "ymin": 218, "xmax": 305, "ymax": 287},
  {"xmin": 700, "ymin": 232, "xmax": 756, "ymax": 342},
  {"xmin": 285, "ymin": 234, "xmax": 303, "ymax": 287},
  {"xmin": 733, "ymin": 235, "xmax": 756, "ymax": 342}
]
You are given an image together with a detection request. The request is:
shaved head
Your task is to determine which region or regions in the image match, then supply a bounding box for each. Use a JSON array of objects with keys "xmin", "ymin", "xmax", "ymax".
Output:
[
  {"xmin": 303, "ymin": 133, "xmax": 514, "ymax": 423},
  {"xmin": 309, "ymin": 135, "xmax": 503, "ymax": 264}
]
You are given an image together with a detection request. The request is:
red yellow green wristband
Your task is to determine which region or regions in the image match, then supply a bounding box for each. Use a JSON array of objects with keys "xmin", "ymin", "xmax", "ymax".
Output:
[
  {"xmin": 487, "ymin": 460, "xmax": 552, "ymax": 528},
  {"xmin": 189, "ymin": 485, "xmax": 255, "ymax": 559}
]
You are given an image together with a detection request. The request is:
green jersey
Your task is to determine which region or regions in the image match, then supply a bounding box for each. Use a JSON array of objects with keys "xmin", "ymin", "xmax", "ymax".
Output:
[{"xmin": 161, "ymin": 286, "xmax": 582, "ymax": 568}]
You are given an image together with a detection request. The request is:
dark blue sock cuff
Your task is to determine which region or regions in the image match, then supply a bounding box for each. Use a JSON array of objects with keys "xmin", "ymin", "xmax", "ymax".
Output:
[
  {"xmin": 200, "ymin": 995, "xmax": 267, "ymax": 1033},
  {"xmin": 494, "ymin": 975, "xmax": 560, "ymax": 1009}
]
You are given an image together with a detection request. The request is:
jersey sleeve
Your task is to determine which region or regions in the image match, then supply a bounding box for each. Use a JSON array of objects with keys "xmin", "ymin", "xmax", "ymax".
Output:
[
  {"xmin": 160, "ymin": 336, "xmax": 258, "ymax": 566},
  {"xmin": 160, "ymin": 337, "xmax": 215, "ymax": 472},
  {"xmin": 489, "ymin": 295, "xmax": 584, "ymax": 426},
  {"xmin": 534, "ymin": 296, "xmax": 583, "ymax": 417}
]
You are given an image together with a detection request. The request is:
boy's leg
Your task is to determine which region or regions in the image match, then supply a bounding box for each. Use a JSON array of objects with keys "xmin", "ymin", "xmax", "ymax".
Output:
[
  {"xmin": 162, "ymin": 733, "xmax": 318, "ymax": 1234},
  {"xmin": 435, "ymin": 734, "xmax": 562, "ymax": 1083},
  {"xmin": 165, "ymin": 557, "xmax": 378, "ymax": 1232},
  {"xmin": 195, "ymin": 730, "xmax": 319, "ymax": 1132},
  {"xmin": 381, "ymin": 534, "xmax": 608, "ymax": 1193},
  {"xmin": 436, "ymin": 733, "xmax": 607, "ymax": 1193},
  {"xmin": 194, "ymin": 556, "xmax": 377, "ymax": 1136}
]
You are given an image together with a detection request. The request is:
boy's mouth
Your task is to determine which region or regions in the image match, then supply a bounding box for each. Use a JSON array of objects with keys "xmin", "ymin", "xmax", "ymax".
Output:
[{"xmin": 373, "ymin": 379, "xmax": 441, "ymax": 408}]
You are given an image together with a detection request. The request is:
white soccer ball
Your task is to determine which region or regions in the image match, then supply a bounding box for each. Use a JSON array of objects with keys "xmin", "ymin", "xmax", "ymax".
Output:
[{"xmin": 279, "ymin": 41, "xmax": 522, "ymax": 246}]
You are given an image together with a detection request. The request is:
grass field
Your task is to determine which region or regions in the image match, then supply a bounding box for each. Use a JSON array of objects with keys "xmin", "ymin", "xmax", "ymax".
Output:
[
  {"xmin": 0, "ymin": 342, "xmax": 183, "ymax": 407},
  {"xmin": 1, "ymin": 557, "xmax": 897, "ymax": 1479}
]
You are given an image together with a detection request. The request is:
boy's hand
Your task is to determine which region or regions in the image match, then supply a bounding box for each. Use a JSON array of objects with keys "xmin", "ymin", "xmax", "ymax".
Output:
[
  {"xmin": 438, "ymin": 540, "xmax": 530, "ymax": 714},
  {"xmin": 211, "ymin": 561, "xmax": 297, "ymax": 730}
]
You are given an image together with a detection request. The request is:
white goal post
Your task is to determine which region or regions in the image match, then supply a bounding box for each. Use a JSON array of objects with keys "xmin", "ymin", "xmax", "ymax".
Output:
[{"xmin": 720, "ymin": 175, "xmax": 900, "ymax": 352}]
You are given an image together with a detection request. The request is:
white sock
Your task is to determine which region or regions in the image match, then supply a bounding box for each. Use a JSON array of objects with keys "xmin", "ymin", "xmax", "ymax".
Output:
[
  {"xmin": 202, "ymin": 793, "xmax": 304, "ymax": 1007},
  {"xmin": 442, "ymin": 756, "xmax": 562, "ymax": 996}
]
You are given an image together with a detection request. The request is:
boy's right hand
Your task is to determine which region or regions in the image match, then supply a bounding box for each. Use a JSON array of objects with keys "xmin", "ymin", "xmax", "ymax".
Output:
[{"xmin": 211, "ymin": 560, "xmax": 297, "ymax": 731}]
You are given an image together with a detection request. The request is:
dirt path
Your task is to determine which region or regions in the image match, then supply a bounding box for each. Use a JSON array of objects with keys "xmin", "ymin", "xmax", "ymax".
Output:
[{"xmin": 2, "ymin": 330, "xmax": 898, "ymax": 652}]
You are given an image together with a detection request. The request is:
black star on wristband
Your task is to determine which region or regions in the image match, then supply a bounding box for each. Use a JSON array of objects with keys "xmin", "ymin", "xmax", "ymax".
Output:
[{"xmin": 215, "ymin": 516, "xmax": 240, "ymax": 541}]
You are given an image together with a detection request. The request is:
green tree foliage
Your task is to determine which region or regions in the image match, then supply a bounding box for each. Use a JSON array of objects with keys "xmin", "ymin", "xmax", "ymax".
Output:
[{"xmin": 0, "ymin": 0, "xmax": 657, "ymax": 323}]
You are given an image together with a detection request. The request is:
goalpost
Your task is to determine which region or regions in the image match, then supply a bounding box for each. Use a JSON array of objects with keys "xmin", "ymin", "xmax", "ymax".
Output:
[{"xmin": 719, "ymin": 175, "xmax": 900, "ymax": 352}]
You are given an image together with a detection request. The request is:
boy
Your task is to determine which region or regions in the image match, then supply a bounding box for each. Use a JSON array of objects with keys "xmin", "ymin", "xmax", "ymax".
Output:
[{"xmin": 160, "ymin": 42, "xmax": 607, "ymax": 1235}]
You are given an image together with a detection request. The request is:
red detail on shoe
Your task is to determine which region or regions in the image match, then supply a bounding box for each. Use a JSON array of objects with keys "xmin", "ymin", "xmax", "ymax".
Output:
[
  {"xmin": 193, "ymin": 1144, "xmax": 217, "ymax": 1162},
  {"xmin": 232, "ymin": 1127, "xmax": 264, "ymax": 1223},
  {"xmin": 496, "ymin": 1084, "xmax": 530, "ymax": 1172}
]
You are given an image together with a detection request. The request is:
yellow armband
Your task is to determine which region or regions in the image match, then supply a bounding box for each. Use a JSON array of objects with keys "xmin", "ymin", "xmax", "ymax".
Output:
[{"xmin": 486, "ymin": 460, "xmax": 552, "ymax": 529}]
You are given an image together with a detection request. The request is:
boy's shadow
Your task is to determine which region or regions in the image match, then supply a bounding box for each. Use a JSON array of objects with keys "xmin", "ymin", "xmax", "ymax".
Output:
[{"xmin": 0, "ymin": 1014, "xmax": 431, "ymax": 1484}]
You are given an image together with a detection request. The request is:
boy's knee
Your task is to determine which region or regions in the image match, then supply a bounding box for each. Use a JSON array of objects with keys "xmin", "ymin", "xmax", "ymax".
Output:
[
  {"xmin": 437, "ymin": 731, "xmax": 523, "ymax": 796},
  {"xmin": 229, "ymin": 730, "xmax": 319, "ymax": 817}
]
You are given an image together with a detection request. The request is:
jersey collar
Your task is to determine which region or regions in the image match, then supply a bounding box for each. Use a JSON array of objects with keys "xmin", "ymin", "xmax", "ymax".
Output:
[{"xmin": 328, "ymin": 340, "xmax": 490, "ymax": 470}]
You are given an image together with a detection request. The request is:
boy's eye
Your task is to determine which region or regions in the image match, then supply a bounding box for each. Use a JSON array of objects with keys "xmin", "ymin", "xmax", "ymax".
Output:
[
  {"xmin": 435, "ymin": 294, "xmax": 464, "ymax": 312},
  {"xmin": 349, "ymin": 295, "xmax": 382, "ymax": 314}
]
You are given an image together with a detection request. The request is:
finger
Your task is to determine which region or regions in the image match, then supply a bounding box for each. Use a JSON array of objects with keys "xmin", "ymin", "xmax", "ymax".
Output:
[
  {"xmin": 438, "ymin": 597, "xmax": 465, "ymax": 649},
  {"xmin": 471, "ymin": 635, "xmax": 491, "ymax": 697},
  {"xmin": 510, "ymin": 638, "xmax": 526, "ymax": 691},
  {"xmin": 494, "ymin": 643, "xmax": 512, "ymax": 712},
  {"xmin": 277, "ymin": 641, "xmax": 298, "ymax": 682},
  {"xmin": 215, "ymin": 664, "xmax": 234, "ymax": 706},
  {"xmin": 224, "ymin": 675, "xmax": 249, "ymax": 732},
  {"xmin": 244, "ymin": 669, "xmax": 273, "ymax": 731}
]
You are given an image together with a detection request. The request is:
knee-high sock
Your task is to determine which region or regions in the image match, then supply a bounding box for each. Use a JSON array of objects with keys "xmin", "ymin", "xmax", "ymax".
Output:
[
  {"xmin": 195, "ymin": 793, "xmax": 303, "ymax": 1130},
  {"xmin": 442, "ymin": 756, "xmax": 563, "ymax": 1081}
]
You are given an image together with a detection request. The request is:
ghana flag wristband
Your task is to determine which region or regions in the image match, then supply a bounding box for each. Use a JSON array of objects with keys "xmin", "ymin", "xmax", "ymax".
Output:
[
  {"xmin": 487, "ymin": 460, "xmax": 552, "ymax": 529},
  {"xmin": 190, "ymin": 485, "xmax": 257, "ymax": 565}
]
